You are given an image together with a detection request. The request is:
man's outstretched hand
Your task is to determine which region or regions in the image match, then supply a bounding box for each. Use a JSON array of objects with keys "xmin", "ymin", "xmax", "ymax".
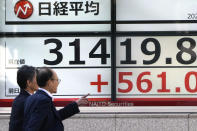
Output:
[{"xmin": 76, "ymin": 93, "xmax": 89, "ymax": 106}]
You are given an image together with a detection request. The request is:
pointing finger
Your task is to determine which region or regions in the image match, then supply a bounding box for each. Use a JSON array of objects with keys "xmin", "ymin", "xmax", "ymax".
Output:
[{"xmin": 82, "ymin": 93, "xmax": 90, "ymax": 98}]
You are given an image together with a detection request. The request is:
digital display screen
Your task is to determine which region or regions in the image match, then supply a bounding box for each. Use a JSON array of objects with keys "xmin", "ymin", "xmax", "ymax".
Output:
[{"xmin": 1, "ymin": 0, "xmax": 197, "ymax": 106}]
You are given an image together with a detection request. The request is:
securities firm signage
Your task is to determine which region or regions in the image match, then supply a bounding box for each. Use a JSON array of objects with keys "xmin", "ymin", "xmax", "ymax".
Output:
[{"xmin": 6, "ymin": 0, "xmax": 111, "ymax": 24}]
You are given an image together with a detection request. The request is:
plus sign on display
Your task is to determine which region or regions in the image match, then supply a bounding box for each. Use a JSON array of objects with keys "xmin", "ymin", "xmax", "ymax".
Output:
[{"xmin": 90, "ymin": 74, "xmax": 109, "ymax": 93}]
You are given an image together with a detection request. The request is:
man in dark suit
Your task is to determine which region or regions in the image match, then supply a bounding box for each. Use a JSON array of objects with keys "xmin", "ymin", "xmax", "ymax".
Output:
[
  {"xmin": 23, "ymin": 67, "xmax": 89, "ymax": 131},
  {"xmin": 9, "ymin": 65, "xmax": 38, "ymax": 131}
]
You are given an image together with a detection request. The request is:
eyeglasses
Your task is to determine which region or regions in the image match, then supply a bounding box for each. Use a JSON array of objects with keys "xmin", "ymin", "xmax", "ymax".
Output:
[{"xmin": 51, "ymin": 78, "xmax": 61, "ymax": 83}]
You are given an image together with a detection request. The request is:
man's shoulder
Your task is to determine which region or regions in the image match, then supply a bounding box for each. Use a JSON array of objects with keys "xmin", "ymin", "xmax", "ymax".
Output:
[
  {"xmin": 27, "ymin": 90, "xmax": 51, "ymax": 104},
  {"xmin": 12, "ymin": 92, "xmax": 29, "ymax": 106},
  {"xmin": 25, "ymin": 92, "xmax": 52, "ymax": 111}
]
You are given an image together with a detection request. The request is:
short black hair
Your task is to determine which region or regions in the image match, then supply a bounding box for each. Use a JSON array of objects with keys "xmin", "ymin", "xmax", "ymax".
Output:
[
  {"xmin": 17, "ymin": 65, "xmax": 36, "ymax": 89},
  {"xmin": 36, "ymin": 67, "xmax": 53, "ymax": 87}
]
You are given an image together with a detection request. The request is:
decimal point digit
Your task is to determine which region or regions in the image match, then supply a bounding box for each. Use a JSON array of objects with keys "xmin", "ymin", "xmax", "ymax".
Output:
[
  {"xmin": 175, "ymin": 87, "xmax": 181, "ymax": 93},
  {"xmin": 166, "ymin": 58, "xmax": 172, "ymax": 64}
]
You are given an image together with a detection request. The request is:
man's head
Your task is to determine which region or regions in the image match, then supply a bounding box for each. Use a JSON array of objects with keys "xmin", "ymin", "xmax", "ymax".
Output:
[
  {"xmin": 36, "ymin": 67, "xmax": 60, "ymax": 93},
  {"xmin": 17, "ymin": 65, "xmax": 38, "ymax": 92}
]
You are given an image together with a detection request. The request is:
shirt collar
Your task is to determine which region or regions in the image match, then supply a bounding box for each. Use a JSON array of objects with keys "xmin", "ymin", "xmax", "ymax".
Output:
[
  {"xmin": 39, "ymin": 88, "xmax": 53, "ymax": 99},
  {"xmin": 24, "ymin": 89, "xmax": 33, "ymax": 95}
]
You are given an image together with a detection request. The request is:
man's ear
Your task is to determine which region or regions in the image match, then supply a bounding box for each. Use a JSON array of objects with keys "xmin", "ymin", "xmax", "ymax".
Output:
[
  {"xmin": 26, "ymin": 80, "xmax": 31, "ymax": 88},
  {"xmin": 46, "ymin": 79, "xmax": 52, "ymax": 87}
]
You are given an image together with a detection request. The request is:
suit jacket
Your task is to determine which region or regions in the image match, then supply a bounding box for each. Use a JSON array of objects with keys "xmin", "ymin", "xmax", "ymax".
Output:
[
  {"xmin": 23, "ymin": 90, "xmax": 80, "ymax": 131},
  {"xmin": 9, "ymin": 89, "xmax": 30, "ymax": 131}
]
